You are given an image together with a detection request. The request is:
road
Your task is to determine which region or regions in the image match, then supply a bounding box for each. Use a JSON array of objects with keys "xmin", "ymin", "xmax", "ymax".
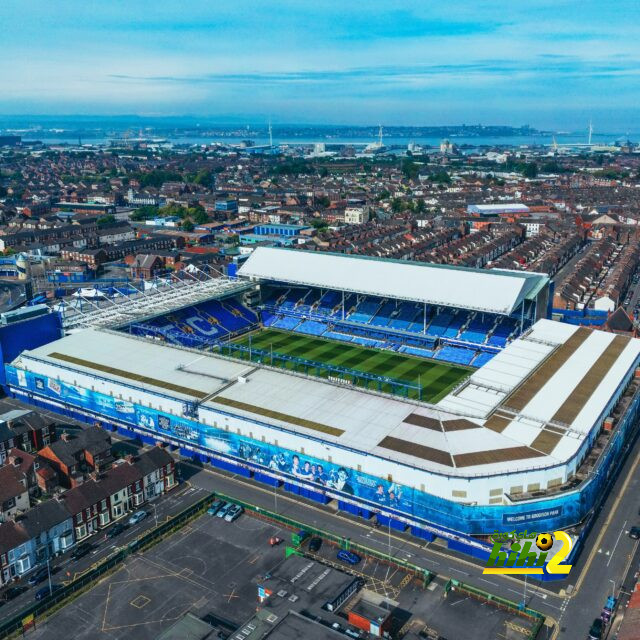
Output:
[
  {"xmin": 3, "ymin": 396, "xmax": 640, "ymax": 639},
  {"xmin": 175, "ymin": 428, "xmax": 640, "ymax": 640},
  {"xmin": 0, "ymin": 480, "xmax": 208, "ymax": 622}
]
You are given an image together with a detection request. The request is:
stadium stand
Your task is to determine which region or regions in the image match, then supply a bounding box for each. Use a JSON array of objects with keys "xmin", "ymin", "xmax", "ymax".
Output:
[
  {"xmin": 459, "ymin": 313, "xmax": 495, "ymax": 344},
  {"xmin": 435, "ymin": 345, "xmax": 477, "ymax": 366},
  {"xmin": 129, "ymin": 298, "xmax": 257, "ymax": 347}
]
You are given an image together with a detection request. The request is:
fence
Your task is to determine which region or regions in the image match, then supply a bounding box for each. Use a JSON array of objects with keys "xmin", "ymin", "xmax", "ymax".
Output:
[
  {"xmin": 444, "ymin": 579, "xmax": 546, "ymax": 640},
  {"xmin": 211, "ymin": 490, "xmax": 436, "ymax": 588},
  {"xmin": 0, "ymin": 491, "xmax": 217, "ymax": 639},
  {"xmin": 217, "ymin": 342, "xmax": 424, "ymax": 399}
]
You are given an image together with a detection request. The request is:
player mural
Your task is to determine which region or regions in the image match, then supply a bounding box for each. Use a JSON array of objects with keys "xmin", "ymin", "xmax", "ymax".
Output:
[{"xmin": 7, "ymin": 363, "xmax": 640, "ymax": 538}]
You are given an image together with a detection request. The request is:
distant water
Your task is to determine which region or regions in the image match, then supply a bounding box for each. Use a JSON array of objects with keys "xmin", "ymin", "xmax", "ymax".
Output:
[{"xmin": 19, "ymin": 132, "xmax": 636, "ymax": 148}]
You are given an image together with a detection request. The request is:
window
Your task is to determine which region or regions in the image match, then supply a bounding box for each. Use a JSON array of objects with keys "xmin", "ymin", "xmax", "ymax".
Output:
[
  {"xmin": 165, "ymin": 464, "xmax": 171, "ymax": 474},
  {"xmin": 76, "ymin": 513, "xmax": 82, "ymax": 524},
  {"xmin": 75, "ymin": 524, "xmax": 87, "ymax": 539},
  {"xmin": 101, "ymin": 500, "xmax": 107, "ymax": 511},
  {"xmin": 99, "ymin": 511, "xmax": 110, "ymax": 526}
]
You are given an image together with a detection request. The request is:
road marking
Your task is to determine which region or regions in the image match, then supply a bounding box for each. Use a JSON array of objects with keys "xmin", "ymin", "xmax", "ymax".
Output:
[{"xmin": 606, "ymin": 520, "xmax": 627, "ymax": 567}]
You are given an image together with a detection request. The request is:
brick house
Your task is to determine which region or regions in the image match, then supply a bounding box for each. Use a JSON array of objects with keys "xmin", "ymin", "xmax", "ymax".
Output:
[
  {"xmin": 6, "ymin": 449, "xmax": 58, "ymax": 496},
  {"xmin": 38, "ymin": 426, "xmax": 113, "ymax": 488},
  {"xmin": 60, "ymin": 447, "xmax": 175, "ymax": 541},
  {"xmin": 0, "ymin": 409, "xmax": 55, "ymax": 464},
  {"xmin": 0, "ymin": 465, "xmax": 30, "ymax": 523}
]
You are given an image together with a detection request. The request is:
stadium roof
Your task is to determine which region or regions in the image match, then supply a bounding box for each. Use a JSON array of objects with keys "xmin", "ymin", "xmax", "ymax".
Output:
[
  {"xmin": 237, "ymin": 247, "xmax": 548, "ymax": 315},
  {"xmin": 15, "ymin": 319, "xmax": 640, "ymax": 479},
  {"xmin": 60, "ymin": 275, "xmax": 252, "ymax": 331}
]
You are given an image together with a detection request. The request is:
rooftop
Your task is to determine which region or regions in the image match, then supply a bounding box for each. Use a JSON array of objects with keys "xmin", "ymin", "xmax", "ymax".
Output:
[
  {"xmin": 14, "ymin": 319, "xmax": 640, "ymax": 480},
  {"xmin": 238, "ymin": 246, "xmax": 548, "ymax": 315}
]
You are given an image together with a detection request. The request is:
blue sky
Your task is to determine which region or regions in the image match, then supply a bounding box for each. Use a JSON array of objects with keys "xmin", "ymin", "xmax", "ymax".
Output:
[{"xmin": 1, "ymin": 1, "xmax": 639, "ymax": 129}]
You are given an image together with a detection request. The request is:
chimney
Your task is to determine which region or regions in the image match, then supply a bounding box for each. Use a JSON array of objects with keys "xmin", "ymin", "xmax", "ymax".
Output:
[{"xmin": 61, "ymin": 431, "xmax": 71, "ymax": 442}]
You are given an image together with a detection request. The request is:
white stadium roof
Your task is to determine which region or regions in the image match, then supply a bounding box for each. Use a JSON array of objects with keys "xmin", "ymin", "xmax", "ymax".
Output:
[
  {"xmin": 238, "ymin": 247, "xmax": 548, "ymax": 315},
  {"xmin": 15, "ymin": 319, "xmax": 640, "ymax": 478}
]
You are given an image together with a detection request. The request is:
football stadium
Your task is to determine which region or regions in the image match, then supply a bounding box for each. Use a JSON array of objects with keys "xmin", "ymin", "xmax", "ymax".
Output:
[{"xmin": 3, "ymin": 247, "xmax": 640, "ymax": 568}]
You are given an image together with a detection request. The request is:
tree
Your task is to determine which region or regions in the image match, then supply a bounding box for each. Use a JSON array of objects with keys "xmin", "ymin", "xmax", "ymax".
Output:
[
  {"xmin": 391, "ymin": 197, "xmax": 404, "ymax": 213},
  {"xmin": 522, "ymin": 162, "xmax": 538, "ymax": 179},
  {"xmin": 192, "ymin": 169, "xmax": 213, "ymax": 186},
  {"xmin": 130, "ymin": 205, "xmax": 159, "ymax": 221},
  {"xmin": 315, "ymin": 195, "xmax": 330, "ymax": 208},
  {"xmin": 310, "ymin": 218, "xmax": 328, "ymax": 231},
  {"xmin": 415, "ymin": 199, "xmax": 426, "ymax": 214},
  {"xmin": 97, "ymin": 214, "xmax": 116, "ymax": 227},
  {"xmin": 182, "ymin": 219, "xmax": 194, "ymax": 232}
]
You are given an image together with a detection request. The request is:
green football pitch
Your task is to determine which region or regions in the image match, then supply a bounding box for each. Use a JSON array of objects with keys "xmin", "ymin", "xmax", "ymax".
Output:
[{"xmin": 226, "ymin": 328, "xmax": 470, "ymax": 403}]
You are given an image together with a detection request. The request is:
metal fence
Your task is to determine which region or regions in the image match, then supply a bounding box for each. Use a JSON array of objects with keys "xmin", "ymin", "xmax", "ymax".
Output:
[
  {"xmin": 218, "ymin": 342, "xmax": 424, "ymax": 399},
  {"xmin": 444, "ymin": 579, "xmax": 546, "ymax": 639},
  {"xmin": 0, "ymin": 491, "xmax": 217, "ymax": 639}
]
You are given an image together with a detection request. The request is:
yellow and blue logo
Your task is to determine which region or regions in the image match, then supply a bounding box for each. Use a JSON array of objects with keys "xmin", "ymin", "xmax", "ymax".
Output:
[{"xmin": 482, "ymin": 530, "xmax": 572, "ymax": 575}]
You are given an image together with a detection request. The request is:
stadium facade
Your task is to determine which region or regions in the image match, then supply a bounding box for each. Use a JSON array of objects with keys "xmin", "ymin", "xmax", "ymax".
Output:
[{"xmin": 3, "ymin": 248, "xmax": 640, "ymax": 566}]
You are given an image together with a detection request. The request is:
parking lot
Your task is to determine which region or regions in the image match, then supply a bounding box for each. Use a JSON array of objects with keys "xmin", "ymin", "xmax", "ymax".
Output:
[{"xmin": 24, "ymin": 509, "xmax": 289, "ymax": 640}]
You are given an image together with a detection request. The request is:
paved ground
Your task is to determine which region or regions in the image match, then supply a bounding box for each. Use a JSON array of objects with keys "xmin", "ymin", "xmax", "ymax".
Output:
[
  {"xmin": 4, "ymin": 394, "xmax": 640, "ymax": 639},
  {"xmin": 25, "ymin": 511, "xmax": 289, "ymax": 640}
]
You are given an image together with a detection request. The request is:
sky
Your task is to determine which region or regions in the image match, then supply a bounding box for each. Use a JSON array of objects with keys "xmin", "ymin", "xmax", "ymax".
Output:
[{"xmin": 1, "ymin": 1, "xmax": 639, "ymax": 130}]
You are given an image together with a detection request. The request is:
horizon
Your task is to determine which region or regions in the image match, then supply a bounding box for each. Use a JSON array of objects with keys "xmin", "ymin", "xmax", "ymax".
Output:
[{"xmin": 2, "ymin": 1, "xmax": 639, "ymax": 130}]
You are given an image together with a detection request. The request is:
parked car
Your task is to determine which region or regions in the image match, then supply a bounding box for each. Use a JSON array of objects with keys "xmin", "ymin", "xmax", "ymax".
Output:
[
  {"xmin": 27, "ymin": 567, "xmax": 50, "ymax": 587},
  {"xmin": 70, "ymin": 542, "xmax": 93, "ymax": 561},
  {"xmin": 224, "ymin": 504, "xmax": 244, "ymax": 522},
  {"xmin": 588, "ymin": 618, "xmax": 604, "ymax": 639},
  {"xmin": 269, "ymin": 536, "xmax": 283, "ymax": 546},
  {"xmin": 107, "ymin": 522, "xmax": 126, "ymax": 539},
  {"xmin": 1, "ymin": 586, "xmax": 27, "ymax": 601},
  {"xmin": 629, "ymin": 526, "xmax": 640, "ymax": 540},
  {"xmin": 128, "ymin": 510, "xmax": 147, "ymax": 526},
  {"xmin": 337, "ymin": 550, "xmax": 361, "ymax": 566},
  {"xmin": 216, "ymin": 502, "xmax": 232, "ymax": 518},
  {"xmin": 207, "ymin": 499, "xmax": 225, "ymax": 516},
  {"xmin": 34, "ymin": 584, "xmax": 63, "ymax": 601},
  {"xmin": 309, "ymin": 537, "xmax": 322, "ymax": 552}
]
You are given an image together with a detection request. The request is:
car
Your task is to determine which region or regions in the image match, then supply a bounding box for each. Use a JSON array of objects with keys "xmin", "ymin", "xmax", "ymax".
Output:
[
  {"xmin": 224, "ymin": 504, "xmax": 244, "ymax": 522},
  {"xmin": 216, "ymin": 502, "xmax": 232, "ymax": 518},
  {"xmin": 207, "ymin": 499, "xmax": 225, "ymax": 516},
  {"xmin": 34, "ymin": 584, "xmax": 63, "ymax": 601},
  {"xmin": 128, "ymin": 510, "xmax": 147, "ymax": 526},
  {"xmin": 70, "ymin": 542, "xmax": 93, "ymax": 561},
  {"xmin": 309, "ymin": 537, "xmax": 322, "ymax": 552},
  {"xmin": 337, "ymin": 550, "xmax": 361, "ymax": 566},
  {"xmin": 588, "ymin": 618, "xmax": 604, "ymax": 639},
  {"xmin": 629, "ymin": 526, "xmax": 640, "ymax": 540},
  {"xmin": 1, "ymin": 585, "xmax": 27, "ymax": 601},
  {"xmin": 107, "ymin": 522, "xmax": 126, "ymax": 538},
  {"xmin": 269, "ymin": 536, "xmax": 283, "ymax": 546},
  {"xmin": 27, "ymin": 567, "xmax": 50, "ymax": 587}
]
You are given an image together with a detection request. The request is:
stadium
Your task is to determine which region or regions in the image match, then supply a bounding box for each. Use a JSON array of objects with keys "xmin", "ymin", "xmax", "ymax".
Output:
[{"xmin": 3, "ymin": 247, "xmax": 640, "ymax": 567}]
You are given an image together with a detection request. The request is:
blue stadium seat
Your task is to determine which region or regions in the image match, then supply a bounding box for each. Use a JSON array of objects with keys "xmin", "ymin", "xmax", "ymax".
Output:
[{"xmin": 435, "ymin": 345, "xmax": 477, "ymax": 366}]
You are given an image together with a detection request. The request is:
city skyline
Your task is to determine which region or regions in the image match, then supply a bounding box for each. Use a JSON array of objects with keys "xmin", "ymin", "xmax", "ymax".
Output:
[{"xmin": 2, "ymin": 1, "xmax": 639, "ymax": 129}]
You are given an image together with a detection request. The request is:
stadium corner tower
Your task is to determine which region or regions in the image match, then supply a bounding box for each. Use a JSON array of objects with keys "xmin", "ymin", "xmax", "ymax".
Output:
[{"xmin": 4, "ymin": 248, "xmax": 640, "ymax": 560}]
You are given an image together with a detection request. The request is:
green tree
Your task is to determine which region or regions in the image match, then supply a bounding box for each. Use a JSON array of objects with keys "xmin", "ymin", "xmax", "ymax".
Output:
[
  {"xmin": 522, "ymin": 162, "xmax": 538, "ymax": 179},
  {"xmin": 130, "ymin": 205, "xmax": 159, "ymax": 221},
  {"xmin": 391, "ymin": 197, "xmax": 404, "ymax": 213},
  {"xmin": 182, "ymin": 219, "xmax": 194, "ymax": 232},
  {"xmin": 97, "ymin": 214, "xmax": 116, "ymax": 226},
  {"xmin": 415, "ymin": 199, "xmax": 426, "ymax": 214}
]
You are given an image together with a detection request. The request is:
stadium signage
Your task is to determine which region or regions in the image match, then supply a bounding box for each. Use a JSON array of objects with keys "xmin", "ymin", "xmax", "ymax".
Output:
[
  {"xmin": 328, "ymin": 375, "xmax": 353, "ymax": 386},
  {"xmin": 502, "ymin": 506, "xmax": 563, "ymax": 524},
  {"xmin": 482, "ymin": 530, "xmax": 573, "ymax": 575}
]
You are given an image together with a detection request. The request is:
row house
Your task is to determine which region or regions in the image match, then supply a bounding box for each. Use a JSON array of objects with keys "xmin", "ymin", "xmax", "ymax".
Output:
[
  {"xmin": 0, "ymin": 409, "xmax": 55, "ymax": 464},
  {"xmin": 0, "ymin": 501, "xmax": 74, "ymax": 584},
  {"xmin": 38, "ymin": 426, "xmax": 113, "ymax": 488},
  {"xmin": 0, "ymin": 446, "xmax": 175, "ymax": 584},
  {"xmin": 60, "ymin": 446, "xmax": 175, "ymax": 541},
  {"xmin": 0, "ymin": 465, "xmax": 30, "ymax": 523},
  {"xmin": 6, "ymin": 449, "xmax": 58, "ymax": 496}
]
